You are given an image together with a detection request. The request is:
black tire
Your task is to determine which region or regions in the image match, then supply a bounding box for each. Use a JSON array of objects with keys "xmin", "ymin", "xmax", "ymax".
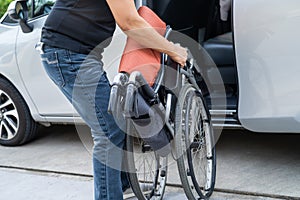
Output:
[
  {"xmin": 0, "ymin": 78, "xmax": 38, "ymax": 146},
  {"xmin": 125, "ymin": 120, "xmax": 167, "ymax": 200},
  {"xmin": 175, "ymin": 84, "xmax": 216, "ymax": 200}
]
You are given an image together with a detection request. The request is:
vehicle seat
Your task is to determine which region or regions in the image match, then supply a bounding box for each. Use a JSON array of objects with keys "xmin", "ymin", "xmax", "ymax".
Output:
[
  {"xmin": 150, "ymin": 0, "xmax": 210, "ymax": 41},
  {"xmin": 202, "ymin": 32, "xmax": 236, "ymax": 85}
]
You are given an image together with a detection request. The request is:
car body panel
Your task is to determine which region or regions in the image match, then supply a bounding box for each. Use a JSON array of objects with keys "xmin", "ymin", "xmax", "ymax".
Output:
[
  {"xmin": 15, "ymin": 16, "xmax": 77, "ymax": 117},
  {"xmin": 233, "ymin": 0, "xmax": 300, "ymax": 132},
  {"xmin": 0, "ymin": 20, "xmax": 42, "ymax": 120},
  {"xmin": 0, "ymin": 13, "xmax": 80, "ymax": 124}
]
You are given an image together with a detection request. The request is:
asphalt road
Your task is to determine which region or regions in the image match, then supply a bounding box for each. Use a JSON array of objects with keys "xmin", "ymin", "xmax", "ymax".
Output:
[{"xmin": 0, "ymin": 125, "xmax": 299, "ymax": 200}]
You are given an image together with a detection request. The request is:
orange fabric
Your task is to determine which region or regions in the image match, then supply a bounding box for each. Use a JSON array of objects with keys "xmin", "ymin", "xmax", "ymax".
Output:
[{"xmin": 118, "ymin": 6, "xmax": 166, "ymax": 86}]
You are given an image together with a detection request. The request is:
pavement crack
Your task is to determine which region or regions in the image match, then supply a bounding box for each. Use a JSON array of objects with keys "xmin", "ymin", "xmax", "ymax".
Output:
[{"xmin": 0, "ymin": 165, "xmax": 93, "ymax": 179}]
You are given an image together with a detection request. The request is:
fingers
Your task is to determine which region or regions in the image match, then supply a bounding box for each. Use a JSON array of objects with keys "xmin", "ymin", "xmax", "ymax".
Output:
[{"xmin": 173, "ymin": 43, "xmax": 188, "ymax": 67}]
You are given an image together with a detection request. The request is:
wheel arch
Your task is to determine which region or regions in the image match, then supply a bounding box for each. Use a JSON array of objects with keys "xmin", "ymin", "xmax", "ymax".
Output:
[{"xmin": 0, "ymin": 73, "xmax": 42, "ymax": 123}]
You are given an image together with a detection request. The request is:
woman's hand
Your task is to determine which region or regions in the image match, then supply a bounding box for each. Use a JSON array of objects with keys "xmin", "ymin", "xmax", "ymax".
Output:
[{"xmin": 169, "ymin": 43, "xmax": 188, "ymax": 67}]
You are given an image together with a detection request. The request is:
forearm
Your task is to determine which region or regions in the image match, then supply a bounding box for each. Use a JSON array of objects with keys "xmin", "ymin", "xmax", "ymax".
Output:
[
  {"xmin": 121, "ymin": 17, "xmax": 177, "ymax": 57},
  {"xmin": 106, "ymin": 0, "xmax": 187, "ymax": 66}
]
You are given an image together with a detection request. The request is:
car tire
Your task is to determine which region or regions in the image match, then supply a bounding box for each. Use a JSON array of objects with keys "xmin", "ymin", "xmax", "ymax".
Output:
[{"xmin": 0, "ymin": 78, "xmax": 38, "ymax": 146}]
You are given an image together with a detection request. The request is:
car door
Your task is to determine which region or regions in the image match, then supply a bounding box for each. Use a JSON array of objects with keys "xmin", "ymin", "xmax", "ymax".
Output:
[
  {"xmin": 15, "ymin": 0, "xmax": 78, "ymax": 118},
  {"xmin": 233, "ymin": 0, "xmax": 300, "ymax": 132}
]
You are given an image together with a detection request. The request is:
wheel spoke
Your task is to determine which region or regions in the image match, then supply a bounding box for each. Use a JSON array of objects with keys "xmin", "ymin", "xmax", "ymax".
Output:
[
  {"xmin": 0, "ymin": 91, "xmax": 19, "ymax": 140},
  {"xmin": 133, "ymin": 140, "xmax": 157, "ymax": 186},
  {"xmin": 4, "ymin": 116, "xmax": 18, "ymax": 132},
  {"xmin": 2, "ymin": 121, "xmax": 14, "ymax": 139},
  {"xmin": 129, "ymin": 136, "xmax": 164, "ymax": 199},
  {"xmin": 175, "ymin": 85, "xmax": 216, "ymax": 199},
  {"xmin": 4, "ymin": 109, "xmax": 18, "ymax": 119},
  {"xmin": 0, "ymin": 99, "xmax": 13, "ymax": 110}
]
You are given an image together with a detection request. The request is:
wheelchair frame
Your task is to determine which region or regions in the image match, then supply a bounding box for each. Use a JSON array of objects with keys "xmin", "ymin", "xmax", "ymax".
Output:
[{"xmin": 108, "ymin": 27, "xmax": 216, "ymax": 200}]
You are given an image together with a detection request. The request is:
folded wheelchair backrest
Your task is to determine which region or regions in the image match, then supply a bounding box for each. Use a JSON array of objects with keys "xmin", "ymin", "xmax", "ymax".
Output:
[{"xmin": 118, "ymin": 6, "xmax": 167, "ymax": 86}]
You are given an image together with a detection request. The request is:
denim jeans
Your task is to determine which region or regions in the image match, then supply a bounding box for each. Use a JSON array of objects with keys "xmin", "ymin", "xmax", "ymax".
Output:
[{"xmin": 40, "ymin": 45, "xmax": 129, "ymax": 200}]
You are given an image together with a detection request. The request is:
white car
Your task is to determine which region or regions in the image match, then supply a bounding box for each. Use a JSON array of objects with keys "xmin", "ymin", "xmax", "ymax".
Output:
[{"xmin": 0, "ymin": 0, "xmax": 300, "ymax": 146}]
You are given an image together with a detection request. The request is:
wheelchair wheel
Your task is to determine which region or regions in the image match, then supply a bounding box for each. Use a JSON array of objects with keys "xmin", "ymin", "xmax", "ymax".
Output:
[
  {"xmin": 175, "ymin": 84, "xmax": 216, "ymax": 200},
  {"xmin": 126, "ymin": 121, "xmax": 168, "ymax": 200}
]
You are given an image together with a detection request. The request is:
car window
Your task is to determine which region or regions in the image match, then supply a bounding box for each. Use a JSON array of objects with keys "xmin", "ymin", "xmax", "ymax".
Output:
[
  {"xmin": 29, "ymin": 0, "xmax": 55, "ymax": 19},
  {"xmin": 1, "ymin": 0, "xmax": 55, "ymax": 25},
  {"xmin": 33, "ymin": 0, "xmax": 55, "ymax": 18}
]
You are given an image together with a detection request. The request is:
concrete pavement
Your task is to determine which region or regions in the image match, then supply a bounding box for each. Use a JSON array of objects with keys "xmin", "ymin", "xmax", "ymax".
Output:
[
  {"xmin": 0, "ymin": 125, "xmax": 299, "ymax": 199},
  {"xmin": 0, "ymin": 167, "xmax": 282, "ymax": 200}
]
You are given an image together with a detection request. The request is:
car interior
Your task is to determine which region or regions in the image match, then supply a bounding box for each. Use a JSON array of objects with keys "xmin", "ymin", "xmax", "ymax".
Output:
[{"xmin": 147, "ymin": 0, "xmax": 239, "ymax": 127}]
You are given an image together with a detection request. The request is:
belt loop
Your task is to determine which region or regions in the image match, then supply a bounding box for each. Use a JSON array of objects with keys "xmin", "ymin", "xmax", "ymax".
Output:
[{"xmin": 35, "ymin": 42, "xmax": 45, "ymax": 54}]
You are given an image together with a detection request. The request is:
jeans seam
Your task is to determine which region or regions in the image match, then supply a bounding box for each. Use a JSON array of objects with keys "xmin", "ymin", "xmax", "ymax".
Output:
[
  {"xmin": 74, "ymin": 67, "xmax": 109, "ymax": 134},
  {"xmin": 55, "ymin": 52, "xmax": 66, "ymax": 87},
  {"xmin": 66, "ymin": 49, "xmax": 77, "ymax": 72},
  {"xmin": 97, "ymin": 140, "xmax": 108, "ymax": 200}
]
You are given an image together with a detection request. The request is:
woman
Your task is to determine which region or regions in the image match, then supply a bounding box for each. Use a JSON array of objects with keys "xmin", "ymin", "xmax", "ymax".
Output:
[{"xmin": 39, "ymin": 0, "xmax": 187, "ymax": 199}]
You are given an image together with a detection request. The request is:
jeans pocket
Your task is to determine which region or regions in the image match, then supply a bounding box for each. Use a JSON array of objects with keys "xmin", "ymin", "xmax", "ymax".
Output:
[{"xmin": 41, "ymin": 51, "xmax": 65, "ymax": 87}]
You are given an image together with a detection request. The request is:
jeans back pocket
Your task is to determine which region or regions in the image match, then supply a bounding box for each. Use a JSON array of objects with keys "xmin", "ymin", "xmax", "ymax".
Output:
[{"xmin": 41, "ymin": 51, "xmax": 65, "ymax": 88}]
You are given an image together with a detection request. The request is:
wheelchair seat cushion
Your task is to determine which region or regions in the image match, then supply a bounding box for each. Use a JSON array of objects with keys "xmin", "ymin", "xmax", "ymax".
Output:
[{"xmin": 118, "ymin": 6, "xmax": 167, "ymax": 86}]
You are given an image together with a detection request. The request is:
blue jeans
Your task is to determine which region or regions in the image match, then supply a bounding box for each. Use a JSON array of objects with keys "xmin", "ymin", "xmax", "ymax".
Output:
[{"xmin": 40, "ymin": 45, "xmax": 129, "ymax": 200}]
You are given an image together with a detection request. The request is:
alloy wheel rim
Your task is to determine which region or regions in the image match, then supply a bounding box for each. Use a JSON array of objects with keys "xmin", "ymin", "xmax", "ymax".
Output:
[{"xmin": 0, "ymin": 90, "xmax": 19, "ymax": 140}]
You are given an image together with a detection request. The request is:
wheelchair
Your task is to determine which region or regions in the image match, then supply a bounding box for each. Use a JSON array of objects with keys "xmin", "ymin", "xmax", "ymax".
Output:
[{"xmin": 108, "ymin": 6, "xmax": 216, "ymax": 200}]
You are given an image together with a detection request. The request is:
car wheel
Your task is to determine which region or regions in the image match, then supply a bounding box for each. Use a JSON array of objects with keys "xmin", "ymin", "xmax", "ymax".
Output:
[{"xmin": 0, "ymin": 78, "xmax": 38, "ymax": 146}]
